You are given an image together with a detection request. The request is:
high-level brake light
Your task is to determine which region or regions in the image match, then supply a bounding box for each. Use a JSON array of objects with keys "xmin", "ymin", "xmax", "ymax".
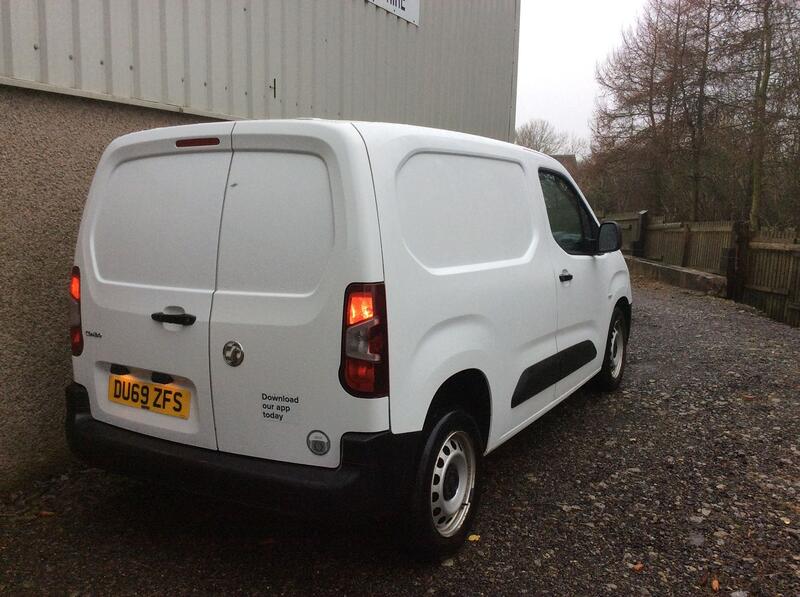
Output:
[{"xmin": 175, "ymin": 137, "xmax": 220, "ymax": 148}]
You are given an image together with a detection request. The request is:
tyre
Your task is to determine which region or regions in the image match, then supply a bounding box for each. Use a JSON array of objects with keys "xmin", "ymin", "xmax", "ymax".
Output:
[
  {"xmin": 594, "ymin": 305, "xmax": 628, "ymax": 391},
  {"xmin": 406, "ymin": 410, "xmax": 483, "ymax": 559}
]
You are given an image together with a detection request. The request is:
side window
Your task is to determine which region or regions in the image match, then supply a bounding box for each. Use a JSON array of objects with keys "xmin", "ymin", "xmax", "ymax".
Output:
[{"xmin": 538, "ymin": 170, "xmax": 597, "ymax": 254}]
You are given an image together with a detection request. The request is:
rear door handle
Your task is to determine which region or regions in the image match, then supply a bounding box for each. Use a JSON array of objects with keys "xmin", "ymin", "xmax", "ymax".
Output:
[
  {"xmin": 559, "ymin": 271, "xmax": 573, "ymax": 283},
  {"xmin": 151, "ymin": 312, "xmax": 196, "ymax": 326}
]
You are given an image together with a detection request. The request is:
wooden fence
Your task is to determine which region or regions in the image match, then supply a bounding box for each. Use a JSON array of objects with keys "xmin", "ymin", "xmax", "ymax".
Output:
[
  {"xmin": 642, "ymin": 220, "xmax": 734, "ymax": 275},
  {"xmin": 597, "ymin": 211, "xmax": 800, "ymax": 327},
  {"xmin": 743, "ymin": 231, "xmax": 800, "ymax": 327}
]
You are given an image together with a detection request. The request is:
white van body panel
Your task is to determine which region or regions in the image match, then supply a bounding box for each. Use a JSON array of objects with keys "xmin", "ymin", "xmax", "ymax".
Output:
[
  {"xmin": 73, "ymin": 122, "xmax": 236, "ymax": 450},
  {"xmin": 353, "ymin": 123, "xmax": 563, "ymax": 452},
  {"xmin": 209, "ymin": 120, "xmax": 388, "ymax": 468},
  {"xmin": 506, "ymin": 155, "xmax": 630, "ymax": 447}
]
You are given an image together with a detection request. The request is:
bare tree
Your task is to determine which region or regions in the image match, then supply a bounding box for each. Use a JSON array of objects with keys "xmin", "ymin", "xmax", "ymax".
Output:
[
  {"xmin": 515, "ymin": 119, "xmax": 568, "ymax": 154},
  {"xmin": 749, "ymin": 0, "xmax": 774, "ymax": 230},
  {"xmin": 562, "ymin": 133, "xmax": 590, "ymax": 158},
  {"xmin": 583, "ymin": 0, "xmax": 800, "ymax": 228}
]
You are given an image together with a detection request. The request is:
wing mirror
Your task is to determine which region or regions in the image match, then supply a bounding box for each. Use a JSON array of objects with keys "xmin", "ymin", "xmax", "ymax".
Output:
[{"xmin": 597, "ymin": 221, "xmax": 622, "ymax": 253}]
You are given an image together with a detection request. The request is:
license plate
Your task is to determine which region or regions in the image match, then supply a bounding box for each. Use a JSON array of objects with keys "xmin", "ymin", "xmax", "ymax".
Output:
[{"xmin": 107, "ymin": 374, "xmax": 191, "ymax": 420}]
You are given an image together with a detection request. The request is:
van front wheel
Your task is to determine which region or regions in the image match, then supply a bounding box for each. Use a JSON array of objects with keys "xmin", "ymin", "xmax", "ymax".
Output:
[
  {"xmin": 594, "ymin": 305, "xmax": 628, "ymax": 391},
  {"xmin": 407, "ymin": 410, "xmax": 483, "ymax": 558}
]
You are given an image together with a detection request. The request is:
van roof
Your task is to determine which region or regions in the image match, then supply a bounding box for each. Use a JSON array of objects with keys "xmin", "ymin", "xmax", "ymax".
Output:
[
  {"xmin": 253, "ymin": 118, "xmax": 559, "ymax": 164},
  {"xmin": 115, "ymin": 118, "xmax": 565, "ymax": 173},
  {"xmin": 350, "ymin": 120, "xmax": 562, "ymax": 167}
]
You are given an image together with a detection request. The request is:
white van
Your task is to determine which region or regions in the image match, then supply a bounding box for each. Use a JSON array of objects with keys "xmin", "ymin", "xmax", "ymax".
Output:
[{"xmin": 66, "ymin": 120, "xmax": 631, "ymax": 556}]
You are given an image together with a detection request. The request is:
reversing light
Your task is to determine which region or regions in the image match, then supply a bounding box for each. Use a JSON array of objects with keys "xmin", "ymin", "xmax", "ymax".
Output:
[
  {"xmin": 69, "ymin": 266, "xmax": 83, "ymax": 356},
  {"xmin": 339, "ymin": 283, "xmax": 388, "ymax": 398}
]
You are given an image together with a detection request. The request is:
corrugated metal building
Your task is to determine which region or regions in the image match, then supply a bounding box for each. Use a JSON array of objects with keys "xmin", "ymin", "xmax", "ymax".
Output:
[
  {"xmin": 0, "ymin": 0, "xmax": 521, "ymax": 490},
  {"xmin": 0, "ymin": 0, "xmax": 520, "ymax": 140}
]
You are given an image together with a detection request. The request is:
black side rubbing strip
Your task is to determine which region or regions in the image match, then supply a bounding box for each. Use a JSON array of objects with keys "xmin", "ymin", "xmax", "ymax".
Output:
[
  {"xmin": 559, "ymin": 341, "xmax": 598, "ymax": 379},
  {"xmin": 511, "ymin": 340, "xmax": 598, "ymax": 408},
  {"xmin": 510, "ymin": 353, "xmax": 562, "ymax": 408}
]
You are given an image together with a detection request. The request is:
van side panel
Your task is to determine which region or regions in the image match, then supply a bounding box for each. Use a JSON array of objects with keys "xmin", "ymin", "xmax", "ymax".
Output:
[
  {"xmin": 354, "ymin": 124, "xmax": 560, "ymax": 451},
  {"xmin": 396, "ymin": 153, "xmax": 533, "ymax": 269}
]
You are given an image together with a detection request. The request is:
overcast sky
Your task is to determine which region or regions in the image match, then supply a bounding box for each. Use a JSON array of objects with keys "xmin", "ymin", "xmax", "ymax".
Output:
[{"xmin": 515, "ymin": 0, "xmax": 646, "ymax": 141}]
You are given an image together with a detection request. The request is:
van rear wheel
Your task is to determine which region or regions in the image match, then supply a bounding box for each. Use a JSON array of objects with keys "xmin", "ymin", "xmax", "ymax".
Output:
[{"xmin": 406, "ymin": 410, "xmax": 483, "ymax": 559}]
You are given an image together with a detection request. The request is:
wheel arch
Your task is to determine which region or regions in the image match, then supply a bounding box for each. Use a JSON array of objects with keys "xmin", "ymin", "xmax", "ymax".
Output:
[
  {"xmin": 607, "ymin": 261, "xmax": 632, "ymax": 337},
  {"xmin": 422, "ymin": 368, "xmax": 492, "ymax": 452},
  {"xmin": 615, "ymin": 296, "xmax": 632, "ymax": 338}
]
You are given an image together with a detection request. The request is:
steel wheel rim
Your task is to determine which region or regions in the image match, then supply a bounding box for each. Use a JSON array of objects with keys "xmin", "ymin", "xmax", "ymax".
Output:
[
  {"xmin": 610, "ymin": 320, "xmax": 624, "ymax": 379},
  {"xmin": 430, "ymin": 430, "xmax": 476, "ymax": 538}
]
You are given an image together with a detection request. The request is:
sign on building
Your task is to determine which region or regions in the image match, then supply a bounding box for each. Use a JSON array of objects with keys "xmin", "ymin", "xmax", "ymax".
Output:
[{"xmin": 367, "ymin": 0, "xmax": 420, "ymax": 25}]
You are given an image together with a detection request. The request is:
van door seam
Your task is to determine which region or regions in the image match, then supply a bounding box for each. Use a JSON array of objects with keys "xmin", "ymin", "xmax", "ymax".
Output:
[
  {"xmin": 207, "ymin": 121, "xmax": 238, "ymax": 449},
  {"xmin": 351, "ymin": 122, "xmax": 391, "ymax": 431}
]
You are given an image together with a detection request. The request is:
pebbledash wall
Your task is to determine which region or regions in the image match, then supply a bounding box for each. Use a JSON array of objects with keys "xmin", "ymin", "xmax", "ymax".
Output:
[
  {"xmin": 0, "ymin": 86, "xmax": 215, "ymax": 488},
  {"xmin": 0, "ymin": 0, "xmax": 521, "ymax": 489}
]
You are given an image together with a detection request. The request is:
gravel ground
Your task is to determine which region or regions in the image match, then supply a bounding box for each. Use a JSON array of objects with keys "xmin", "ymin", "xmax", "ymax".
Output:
[{"xmin": 1, "ymin": 280, "xmax": 798, "ymax": 596}]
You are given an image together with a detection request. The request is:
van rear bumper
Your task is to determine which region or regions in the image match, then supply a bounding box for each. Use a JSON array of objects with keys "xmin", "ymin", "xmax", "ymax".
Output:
[{"xmin": 65, "ymin": 382, "xmax": 420, "ymax": 515}]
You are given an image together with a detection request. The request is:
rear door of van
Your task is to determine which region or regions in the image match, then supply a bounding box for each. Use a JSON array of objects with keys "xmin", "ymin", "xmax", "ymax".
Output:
[
  {"xmin": 74, "ymin": 123, "xmax": 234, "ymax": 450},
  {"xmin": 208, "ymin": 121, "xmax": 388, "ymax": 469}
]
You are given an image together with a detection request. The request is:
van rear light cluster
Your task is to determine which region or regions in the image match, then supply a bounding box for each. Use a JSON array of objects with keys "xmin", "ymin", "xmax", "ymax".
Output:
[
  {"xmin": 339, "ymin": 283, "xmax": 388, "ymax": 398},
  {"xmin": 69, "ymin": 266, "xmax": 83, "ymax": 356}
]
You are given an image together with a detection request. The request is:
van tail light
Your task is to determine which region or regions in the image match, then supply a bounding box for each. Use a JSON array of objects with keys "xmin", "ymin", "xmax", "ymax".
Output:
[
  {"xmin": 339, "ymin": 283, "xmax": 388, "ymax": 398},
  {"xmin": 69, "ymin": 266, "xmax": 83, "ymax": 356}
]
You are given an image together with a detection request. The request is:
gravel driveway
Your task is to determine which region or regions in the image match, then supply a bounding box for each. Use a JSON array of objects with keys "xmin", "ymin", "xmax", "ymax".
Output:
[{"xmin": 1, "ymin": 279, "xmax": 798, "ymax": 596}]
